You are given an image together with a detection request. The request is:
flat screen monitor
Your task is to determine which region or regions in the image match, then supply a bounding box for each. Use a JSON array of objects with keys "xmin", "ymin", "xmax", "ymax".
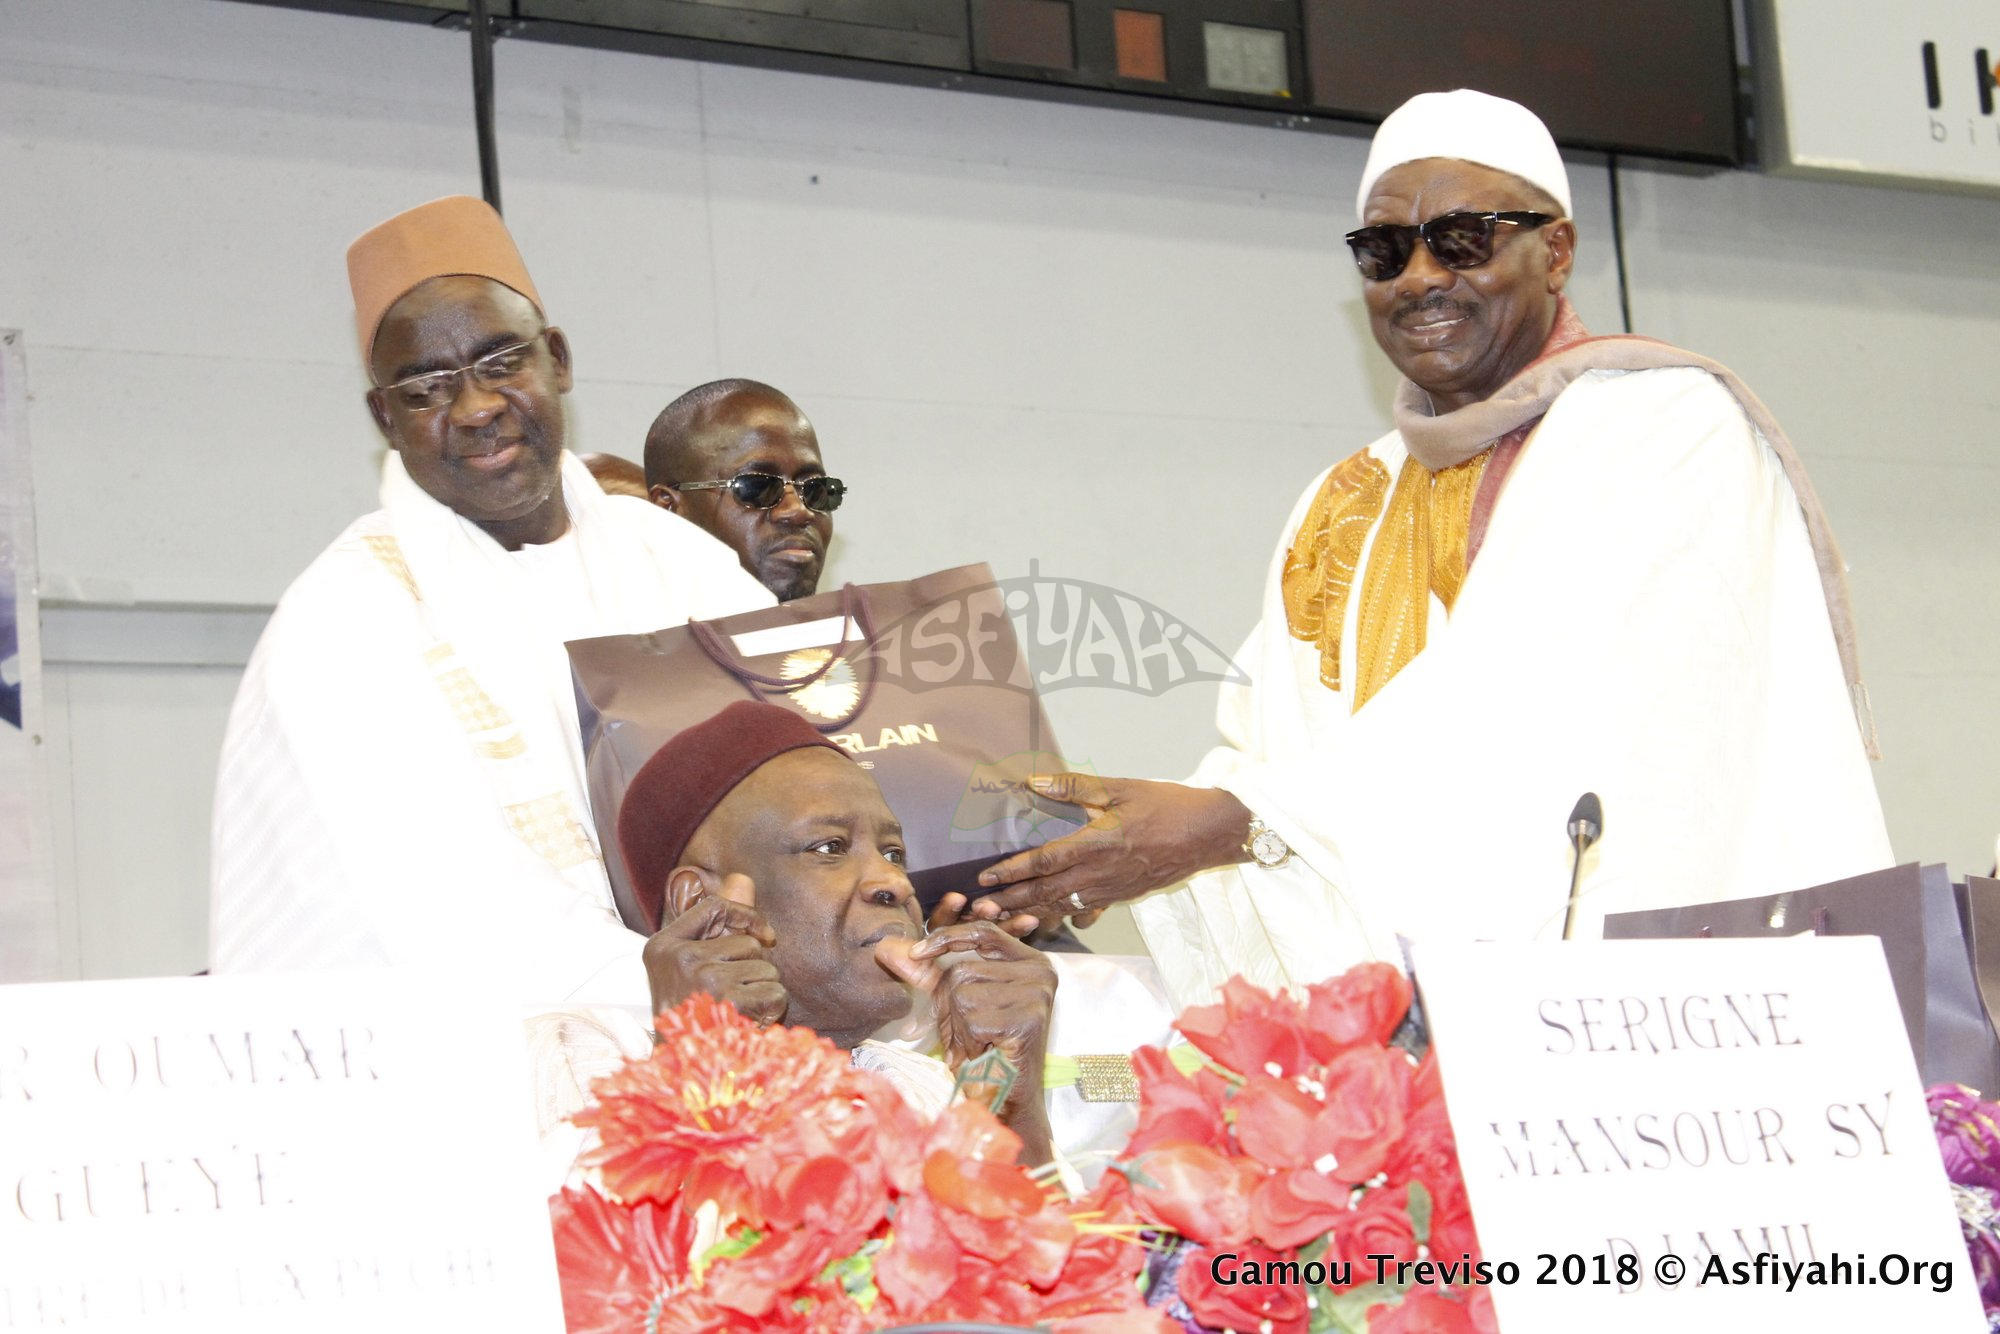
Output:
[{"xmin": 1301, "ymin": 0, "xmax": 1742, "ymax": 163}]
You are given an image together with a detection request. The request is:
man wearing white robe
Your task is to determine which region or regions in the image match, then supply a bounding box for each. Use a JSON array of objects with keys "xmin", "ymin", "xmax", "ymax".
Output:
[
  {"xmin": 209, "ymin": 196, "xmax": 772, "ymax": 1010},
  {"xmin": 976, "ymin": 91, "xmax": 1892, "ymax": 1009}
]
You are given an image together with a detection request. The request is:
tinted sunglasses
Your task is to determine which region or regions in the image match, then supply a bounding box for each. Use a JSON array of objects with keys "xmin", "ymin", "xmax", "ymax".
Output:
[
  {"xmin": 676, "ymin": 472, "xmax": 846, "ymax": 514},
  {"xmin": 1344, "ymin": 211, "xmax": 1556, "ymax": 282}
]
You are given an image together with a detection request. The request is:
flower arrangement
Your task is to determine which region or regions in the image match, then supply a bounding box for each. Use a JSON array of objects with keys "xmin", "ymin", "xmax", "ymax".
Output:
[
  {"xmin": 550, "ymin": 992, "xmax": 1167, "ymax": 1332},
  {"xmin": 1927, "ymin": 1082, "xmax": 2000, "ymax": 1327},
  {"xmin": 1115, "ymin": 965, "xmax": 1493, "ymax": 1334},
  {"xmin": 552, "ymin": 966, "xmax": 1485, "ymax": 1333}
]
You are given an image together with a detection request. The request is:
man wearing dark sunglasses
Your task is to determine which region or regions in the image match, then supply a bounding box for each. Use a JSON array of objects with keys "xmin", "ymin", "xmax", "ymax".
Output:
[
  {"xmin": 643, "ymin": 379, "xmax": 842, "ymax": 603},
  {"xmin": 977, "ymin": 90, "xmax": 1890, "ymax": 1011}
]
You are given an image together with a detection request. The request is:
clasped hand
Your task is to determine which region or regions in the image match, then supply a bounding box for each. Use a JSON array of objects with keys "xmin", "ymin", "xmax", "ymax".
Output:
[{"xmin": 642, "ymin": 881, "xmax": 1054, "ymax": 1089}]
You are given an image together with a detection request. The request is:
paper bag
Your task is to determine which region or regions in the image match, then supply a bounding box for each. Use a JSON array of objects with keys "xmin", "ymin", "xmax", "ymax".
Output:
[
  {"xmin": 568, "ymin": 564, "xmax": 1087, "ymax": 929},
  {"xmin": 1602, "ymin": 862, "xmax": 2000, "ymax": 1094}
]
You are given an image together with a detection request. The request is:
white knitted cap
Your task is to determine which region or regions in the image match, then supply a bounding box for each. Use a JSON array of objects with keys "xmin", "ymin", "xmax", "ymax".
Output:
[{"xmin": 1355, "ymin": 89, "xmax": 1572, "ymax": 222}]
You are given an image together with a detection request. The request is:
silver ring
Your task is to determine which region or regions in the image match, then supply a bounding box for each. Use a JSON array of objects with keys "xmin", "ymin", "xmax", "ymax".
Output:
[{"xmin": 1067, "ymin": 891, "xmax": 1087, "ymax": 913}]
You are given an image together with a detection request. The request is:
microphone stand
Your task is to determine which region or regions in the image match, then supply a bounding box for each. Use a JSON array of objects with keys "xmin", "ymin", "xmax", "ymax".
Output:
[
  {"xmin": 1561, "ymin": 835, "xmax": 1588, "ymax": 941},
  {"xmin": 1561, "ymin": 792, "xmax": 1602, "ymax": 942}
]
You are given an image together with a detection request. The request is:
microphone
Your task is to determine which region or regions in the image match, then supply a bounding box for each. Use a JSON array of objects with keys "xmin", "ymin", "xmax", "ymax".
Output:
[{"xmin": 1561, "ymin": 792, "xmax": 1603, "ymax": 941}]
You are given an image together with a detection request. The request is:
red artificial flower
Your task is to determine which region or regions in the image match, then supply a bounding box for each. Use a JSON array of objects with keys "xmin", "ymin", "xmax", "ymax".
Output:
[
  {"xmin": 1233, "ymin": 1073, "xmax": 1326, "ymax": 1171},
  {"xmin": 1366, "ymin": 1287, "xmax": 1481, "ymax": 1334},
  {"xmin": 663, "ymin": 1283, "xmax": 870, "ymax": 1334},
  {"xmin": 1326, "ymin": 1182, "xmax": 1418, "ymax": 1281},
  {"xmin": 750, "ymin": 1152, "xmax": 886, "ymax": 1245},
  {"xmin": 549, "ymin": 1185, "xmax": 698, "ymax": 1334},
  {"xmin": 552, "ymin": 1182, "xmax": 871, "ymax": 1334},
  {"xmin": 1126, "ymin": 1045, "xmax": 1232, "ymax": 1157},
  {"xmin": 1427, "ymin": 1186, "xmax": 1484, "ymax": 1265},
  {"xmin": 1124, "ymin": 1142, "xmax": 1263, "ymax": 1246},
  {"xmin": 1248, "ymin": 1165, "xmax": 1352, "ymax": 1251},
  {"xmin": 1378, "ymin": 1056, "xmax": 1480, "ymax": 1261},
  {"xmin": 915, "ymin": 1101, "xmax": 1073, "ymax": 1281},
  {"xmin": 920, "ymin": 1102, "xmax": 1046, "ymax": 1221},
  {"xmin": 1464, "ymin": 1284, "xmax": 1500, "ymax": 1334},
  {"xmin": 876, "ymin": 1193, "xmax": 1050, "ymax": 1327},
  {"xmin": 699, "ymin": 1223, "xmax": 856, "ymax": 1319},
  {"xmin": 874, "ymin": 1189, "xmax": 964, "ymax": 1316},
  {"xmin": 877, "ymin": 1100, "xmax": 1091, "ymax": 1323},
  {"xmin": 1409, "ymin": 1048, "xmax": 1447, "ymax": 1120},
  {"xmin": 575, "ymin": 994, "xmax": 861, "ymax": 1220},
  {"xmin": 1311, "ymin": 1046, "xmax": 1414, "ymax": 1185},
  {"xmin": 1301, "ymin": 964, "xmax": 1412, "ymax": 1064},
  {"xmin": 1050, "ymin": 1312, "xmax": 1178, "ymax": 1333},
  {"xmin": 854, "ymin": 1071, "xmax": 934, "ymax": 1196},
  {"xmin": 1180, "ymin": 1243, "xmax": 1310, "ymax": 1334},
  {"xmin": 1040, "ymin": 1173, "xmax": 1156, "ymax": 1322},
  {"xmin": 1383, "ymin": 1096, "xmax": 1457, "ymax": 1192},
  {"xmin": 1175, "ymin": 977, "xmax": 1313, "ymax": 1080}
]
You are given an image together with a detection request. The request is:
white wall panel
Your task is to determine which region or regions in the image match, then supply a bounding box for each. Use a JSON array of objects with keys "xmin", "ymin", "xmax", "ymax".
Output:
[{"xmin": 41, "ymin": 660, "xmax": 237, "ymax": 979}]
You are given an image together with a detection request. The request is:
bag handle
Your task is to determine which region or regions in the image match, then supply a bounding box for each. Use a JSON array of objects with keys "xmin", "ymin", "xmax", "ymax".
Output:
[{"xmin": 685, "ymin": 584, "xmax": 880, "ymax": 732}]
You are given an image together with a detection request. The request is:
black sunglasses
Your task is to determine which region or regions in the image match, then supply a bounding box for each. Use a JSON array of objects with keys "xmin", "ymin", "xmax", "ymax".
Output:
[
  {"xmin": 676, "ymin": 472, "xmax": 846, "ymax": 514},
  {"xmin": 1344, "ymin": 211, "xmax": 1556, "ymax": 282}
]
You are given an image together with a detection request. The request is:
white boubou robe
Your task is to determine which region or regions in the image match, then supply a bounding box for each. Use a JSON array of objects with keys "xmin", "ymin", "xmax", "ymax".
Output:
[
  {"xmin": 209, "ymin": 450, "xmax": 772, "ymax": 1009},
  {"xmin": 1134, "ymin": 365, "xmax": 1893, "ymax": 1010}
]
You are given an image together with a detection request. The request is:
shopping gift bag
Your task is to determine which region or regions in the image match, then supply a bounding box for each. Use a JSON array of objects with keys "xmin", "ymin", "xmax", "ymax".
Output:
[
  {"xmin": 1602, "ymin": 862, "xmax": 2000, "ymax": 1094},
  {"xmin": 1960, "ymin": 876, "xmax": 2000, "ymax": 1074},
  {"xmin": 568, "ymin": 564, "xmax": 1087, "ymax": 930}
]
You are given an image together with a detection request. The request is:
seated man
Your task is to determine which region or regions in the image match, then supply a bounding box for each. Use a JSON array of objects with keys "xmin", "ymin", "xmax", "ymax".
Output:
[
  {"xmin": 618, "ymin": 701, "xmax": 1172, "ymax": 1168},
  {"xmin": 643, "ymin": 380, "xmax": 841, "ymax": 603}
]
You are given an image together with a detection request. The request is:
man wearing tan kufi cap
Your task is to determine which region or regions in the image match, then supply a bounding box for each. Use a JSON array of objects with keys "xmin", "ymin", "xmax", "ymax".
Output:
[
  {"xmin": 208, "ymin": 197, "xmax": 771, "ymax": 1011},
  {"xmin": 976, "ymin": 91, "xmax": 1892, "ymax": 1009}
]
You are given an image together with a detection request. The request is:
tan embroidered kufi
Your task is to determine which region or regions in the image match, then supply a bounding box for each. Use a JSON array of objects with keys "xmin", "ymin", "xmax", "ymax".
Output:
[{"xmin": 345, "ymin": 195, "xmax": 543, "ymax": 362}]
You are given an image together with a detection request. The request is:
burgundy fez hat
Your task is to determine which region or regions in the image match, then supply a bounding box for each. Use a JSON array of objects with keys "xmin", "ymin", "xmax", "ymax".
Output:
[{"xmin": 617, "ymin": 700, "xmax": 849, "ymax": 932}]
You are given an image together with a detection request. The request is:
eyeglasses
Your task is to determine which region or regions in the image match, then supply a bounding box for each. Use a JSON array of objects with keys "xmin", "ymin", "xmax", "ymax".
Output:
[
  {"xmin": 1343, "ymin": 211, "xmax": 1556, "ymax": 282},
  {"xmin": 377, "ymin": 330, "xmax": 553, "ymax": 411},
  {"xmin": 676, "ymin": 472, "xmax": 847, "ymax": 514}
]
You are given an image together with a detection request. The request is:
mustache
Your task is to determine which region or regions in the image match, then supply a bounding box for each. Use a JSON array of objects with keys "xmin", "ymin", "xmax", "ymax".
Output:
[
  {"xmin": 1392, "ymin": 291, "xmax": 1478, "ymax": 325},
  {"xmin": 453, "ymin": 417, "xmax": 544, "ymax": 450}
]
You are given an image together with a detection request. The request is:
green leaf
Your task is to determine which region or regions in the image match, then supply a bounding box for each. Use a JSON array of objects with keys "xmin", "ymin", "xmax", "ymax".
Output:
[
  {"xmin": 1306, "ymin": 1286, "xmax": 1343, "ymax": 1334},
  {"xmin": 1315, "ymin": 1281, "xmax": 1401, "ymax": 1334},
  {"xmin": 701, "ymin": 1227, "xmax": 763, "ymax": 1264},
  {"xmin": 1405, "ymin": 1179, "xmax": 1433, "ymax": 1246}
]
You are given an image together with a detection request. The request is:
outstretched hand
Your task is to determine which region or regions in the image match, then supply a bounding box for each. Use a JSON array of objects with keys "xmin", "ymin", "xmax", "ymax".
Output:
[{"xmin": 971, "ymin": 773, "xmax": 1255, "ymax": 923}]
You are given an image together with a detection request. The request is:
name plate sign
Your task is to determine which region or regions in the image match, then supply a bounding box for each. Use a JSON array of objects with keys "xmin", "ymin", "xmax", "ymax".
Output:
[
  {"xmin": 1412, "ymin": 938, "xmax": 1984, "ymax": 1332},
  {"xmin": 0, "ymin": 971, "xmax": 565, "ymax": 1332}
]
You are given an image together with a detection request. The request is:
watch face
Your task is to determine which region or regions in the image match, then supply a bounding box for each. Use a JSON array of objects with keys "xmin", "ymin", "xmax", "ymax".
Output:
[{"xmin": 1250, "ymin": 829, "xmax": 1289, "ymax": 867}]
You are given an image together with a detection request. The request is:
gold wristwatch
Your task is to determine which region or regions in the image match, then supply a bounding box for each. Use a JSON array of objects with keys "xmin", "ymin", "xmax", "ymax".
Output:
[{"xmin": 1243, "ymin": 816, "xmax": 1292, "ymax": 869}]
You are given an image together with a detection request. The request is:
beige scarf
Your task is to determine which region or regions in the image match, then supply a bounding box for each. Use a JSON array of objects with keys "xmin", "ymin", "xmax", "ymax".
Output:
[
  {"xmin": 1284, "ymin": 302, "xmax": 1589, "ymax": 712},
  {"xmin": 1286, "ymin": 306, "xmax": 1878, "ymax": 757}
]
